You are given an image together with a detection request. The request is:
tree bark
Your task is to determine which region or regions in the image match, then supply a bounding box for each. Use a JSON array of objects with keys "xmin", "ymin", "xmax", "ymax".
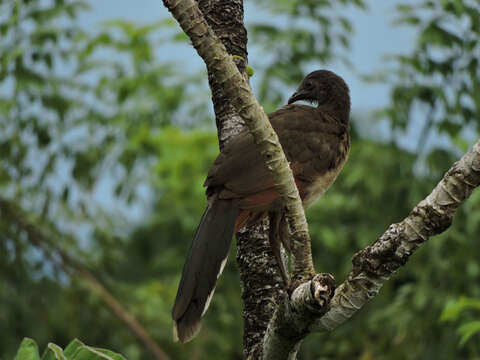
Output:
[{"xmin": 196, "ymin": 0, "xmax": 248, "ymax": 147}]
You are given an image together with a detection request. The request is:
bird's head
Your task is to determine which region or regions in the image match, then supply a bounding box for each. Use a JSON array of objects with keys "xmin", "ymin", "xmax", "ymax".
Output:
[{"xmin": 288, "ymin": 70, "xmax": 350, "ymax": 123}]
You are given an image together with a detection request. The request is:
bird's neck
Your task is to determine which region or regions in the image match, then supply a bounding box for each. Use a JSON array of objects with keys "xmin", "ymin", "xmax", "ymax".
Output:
[
  {"xmin": 318, "ymin": 104, "xmax": 350, "ymax": 127},
  {"xmin": 318, "ymin": 101, "xmax": 350, "ymax": 125}
]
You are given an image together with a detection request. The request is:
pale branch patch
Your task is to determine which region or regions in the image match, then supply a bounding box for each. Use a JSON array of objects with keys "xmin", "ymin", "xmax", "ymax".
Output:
[
  {"xmin": 162, "ymin": 0, "xmax": 315, "ymax": 280},
  {"xmin": 263, "ymin": 274, "xmax": 335, "ymax": 360},
  {"xmin": 262, "ymin": 140, "xmax": 480, "ymax": 359}
]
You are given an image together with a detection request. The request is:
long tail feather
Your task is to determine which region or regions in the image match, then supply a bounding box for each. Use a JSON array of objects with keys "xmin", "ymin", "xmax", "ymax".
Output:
[{"xmin": 172, "ymin": 198, "xmax": 239, "ymax": 343}]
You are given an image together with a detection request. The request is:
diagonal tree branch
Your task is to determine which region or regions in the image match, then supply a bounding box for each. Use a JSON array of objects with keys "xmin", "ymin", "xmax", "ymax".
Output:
[
  {"xmin": 262, "ymin": 140, "xmax": 480, "ymax": 359},
  {"xmin": 161, "ymin": 0, "xmax": 315, "ymax": 281},
  {"xmin": 0, "ymin": 198, "xmax": 170, "ymax": 360}
]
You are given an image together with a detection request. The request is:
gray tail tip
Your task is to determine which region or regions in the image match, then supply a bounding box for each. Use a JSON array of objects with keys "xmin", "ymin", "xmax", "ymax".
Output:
[{"xmin": 172, "ymin": 320, "xmax": 202, "ymax": 344}]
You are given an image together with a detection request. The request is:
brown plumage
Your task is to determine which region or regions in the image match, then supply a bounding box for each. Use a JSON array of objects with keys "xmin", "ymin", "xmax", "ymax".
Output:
[{"xmin": 172, "ymin": 70, "xmax": 351, "ymax": 343}]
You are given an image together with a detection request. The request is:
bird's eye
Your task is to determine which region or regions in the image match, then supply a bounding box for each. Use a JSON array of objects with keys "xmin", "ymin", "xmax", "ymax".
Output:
[{"xmin": 305, "ymin": 81, "xmax": 313, "ymax": 89}]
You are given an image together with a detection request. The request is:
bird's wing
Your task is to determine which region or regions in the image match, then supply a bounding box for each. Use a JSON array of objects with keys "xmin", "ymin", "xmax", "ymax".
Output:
[{"xmin": 204, "ymin": 104, "xmax": 347, "ymax": 202}]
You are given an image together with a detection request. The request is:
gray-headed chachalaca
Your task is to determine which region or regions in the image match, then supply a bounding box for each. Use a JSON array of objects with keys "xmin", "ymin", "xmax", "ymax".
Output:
[{"xmin": 172, "ymin": 70, "xmax": 351, "ymax": 343}]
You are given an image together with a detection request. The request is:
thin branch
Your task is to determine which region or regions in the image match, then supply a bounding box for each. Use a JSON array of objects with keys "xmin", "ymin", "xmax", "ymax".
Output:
[
  {"xmin": 263, "ymin": 140, "xmax": 480, "ymax": 359},
  {"xmin": 0, "ymin": 198, "xmax": 170, "ymax": 360},
  {"xmin": 161, "ymin": 0, "xmax": 314, "ymax": 280}
]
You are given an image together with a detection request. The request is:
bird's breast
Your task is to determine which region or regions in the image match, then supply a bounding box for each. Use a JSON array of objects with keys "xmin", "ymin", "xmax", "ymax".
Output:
[
  {"xmin": 302, "ymin": 139, "xmax": 349, "ymax": 208},
  {"xmin": 302, "ymin": 165, "xmax": 343, "ymax": 207}
]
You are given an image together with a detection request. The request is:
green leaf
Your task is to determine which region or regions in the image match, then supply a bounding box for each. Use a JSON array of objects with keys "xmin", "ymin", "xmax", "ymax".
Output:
[
  {"xmin": 420, "ymin": 20, "xmax": 463, "ymax": 47},
  {"xmin": 247, "ymin": 65, "xmax": 255, "ymax": 78},
  {"xmin": 172, "ymin": 32, "xmax": 188, "ymax": 42},
  {"xmin": 352, "ymin": 0, "xmax": 366, "ymax": 9},
  {"xmin": 84, "ymin": 348, "xmax": 127, "ymax": 360},
  {"xmin": 458, "ymin": 321, "xmax": 480, "ymax": 347},
  {"xmin": 42, "ymin": 343, "xmax": 66, "ymax": 360},
  {"xmin": 338, "ymin": 16, "xmax": 352, "ymax": 32},
  {"xmin": 14, "ymin": 338, "xmax": 41, "ymax": 360},
  {"xmin": 441, "ymin": 297, "xmax": 480, "ymax": 321},
  {"xmin": 63, "ymin": 339, "xmax": 126, "ymax": 360}
]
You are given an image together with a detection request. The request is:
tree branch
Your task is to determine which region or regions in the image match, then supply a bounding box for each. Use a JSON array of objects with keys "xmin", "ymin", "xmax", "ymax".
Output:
[
  {"xmin": 0, "ymin": 198, "xmax": 170, "ymax": 360},
  {"xmin": 196, "ymin": 0, "xmax": 248, "ymax": 147},
  {"xmin": 262, "ymin": 140, "xmax": 480, "ymax": 359},
  {"xmin": 263, "ymin": 274, "xmax": 335, "ymax": 360},
  {"xmin": 161, "ymin": 0, "xmax": 315, "ymax": 281}
]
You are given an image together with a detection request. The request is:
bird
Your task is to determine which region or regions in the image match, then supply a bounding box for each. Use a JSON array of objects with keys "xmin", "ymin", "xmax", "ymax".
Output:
[{"xmin": 172, "ymin": 69, "xmax": 351, "ymax": 343}]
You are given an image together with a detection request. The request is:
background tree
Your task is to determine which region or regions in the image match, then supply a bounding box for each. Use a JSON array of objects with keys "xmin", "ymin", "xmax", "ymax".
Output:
[{"xmin": 1, "ymin": 0, "xmax": 480, "ymax": 359}]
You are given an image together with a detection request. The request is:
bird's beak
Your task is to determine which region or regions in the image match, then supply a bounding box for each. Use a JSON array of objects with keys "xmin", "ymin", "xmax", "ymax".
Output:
[{"xmin": 288, "ymin": 90, "xmax": 309, "ymax": 104}]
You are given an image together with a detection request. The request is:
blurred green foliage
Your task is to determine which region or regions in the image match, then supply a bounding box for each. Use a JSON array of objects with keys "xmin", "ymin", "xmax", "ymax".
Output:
[
  {"xmin": 441, "ymin": 296, "xmax": 480, "ymax": 347},
  {"xmin": 1, "ymin": 0, "xmax": 480, "ymax": 359},
  {"xmin": 373, "ymin": 0, "xmax": 480, "ymax": 154}
]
